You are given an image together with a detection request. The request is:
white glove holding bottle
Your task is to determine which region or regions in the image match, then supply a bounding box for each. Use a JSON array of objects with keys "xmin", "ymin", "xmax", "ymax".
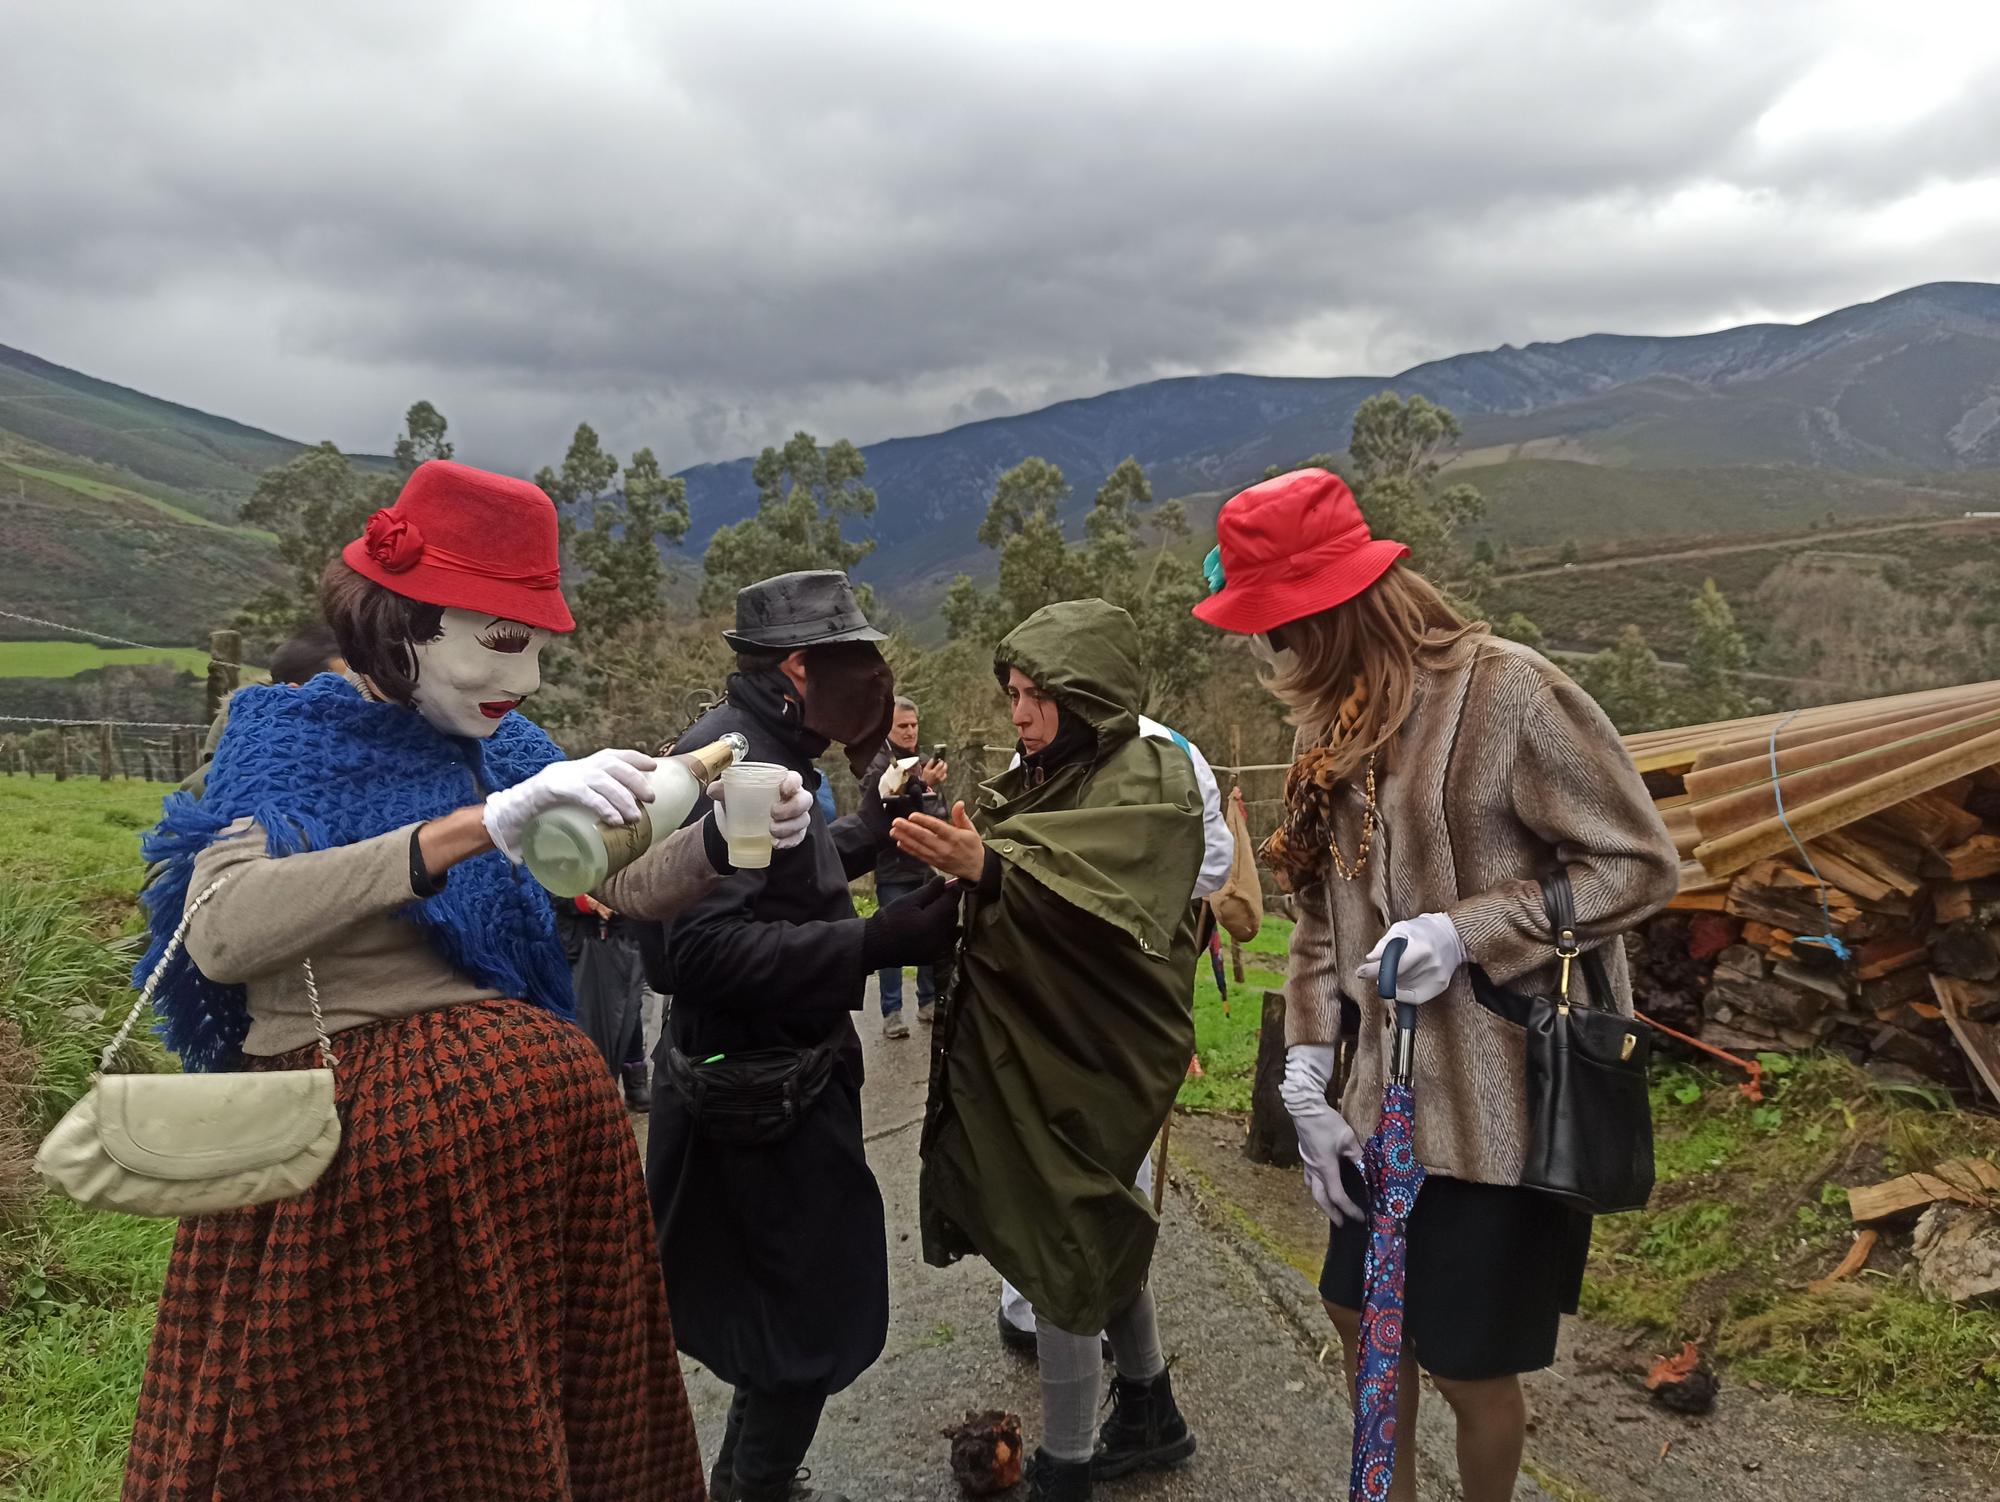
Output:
[
  {"xmin": 710, "ymin": 769, "xmax": 815, "ymax": 850},
  {"xmin": 482, "ymin": 749, "xmax": 655, "ymax": 863},
  {"xmin": 1355, "ymin": 912, "xmax": 1466, "ymax": 1005},
  {"xmin": 1280, "ymin": 1042, "xmax": 1365, "ymax": 1226}
]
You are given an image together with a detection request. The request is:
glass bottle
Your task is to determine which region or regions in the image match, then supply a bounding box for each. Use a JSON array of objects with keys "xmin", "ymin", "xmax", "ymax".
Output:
[{"xmin": 522, "ymin": 732, "xmax": 747, "ymax": 898}]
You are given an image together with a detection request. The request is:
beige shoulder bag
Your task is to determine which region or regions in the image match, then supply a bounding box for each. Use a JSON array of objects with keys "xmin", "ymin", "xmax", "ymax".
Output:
[{"xmin": 35, "ymin": 875, "xmax": 343, "ymax": 1218}]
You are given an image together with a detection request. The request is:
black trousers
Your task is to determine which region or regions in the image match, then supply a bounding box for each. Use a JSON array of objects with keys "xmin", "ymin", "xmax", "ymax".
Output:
[{"xmin": 712, "ymin": 1386, "xmax": 828, "ymax": 1496}]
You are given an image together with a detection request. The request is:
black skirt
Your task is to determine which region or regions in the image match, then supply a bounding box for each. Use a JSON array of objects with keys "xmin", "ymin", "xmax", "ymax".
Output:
[{"xmin": 1319, "ymin": 1160, "xmax": 1591, "ymax": 1381}]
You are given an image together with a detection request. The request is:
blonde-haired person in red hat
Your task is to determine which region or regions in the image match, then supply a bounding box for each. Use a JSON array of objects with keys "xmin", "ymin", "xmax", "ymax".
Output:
[
  {"xmin": 1193, "ymin": 469, "xmax": 1677, "ymax": 1502},
  {"xmin": 127, "ymin": 460, "xmax": 810, "ymax": 1502}
]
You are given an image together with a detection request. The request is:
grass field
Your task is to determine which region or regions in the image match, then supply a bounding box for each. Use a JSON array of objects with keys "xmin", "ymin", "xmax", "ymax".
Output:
[
  {"xmin": 1179, "ymin": 916, "xmax": 1290, "ymax": 1113},
  {"xmin": 0, "ymin": 641, "xmax": 209, "ymax": 680},
  {"xmin": 0, "ymin": 778, "xmax": 172, "ymax": 1501}
]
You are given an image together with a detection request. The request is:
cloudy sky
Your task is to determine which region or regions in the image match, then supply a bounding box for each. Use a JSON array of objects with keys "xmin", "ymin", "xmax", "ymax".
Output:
[{"xmin": 4, "ymin": 0, "xmax": 1998, "ymax": 474}]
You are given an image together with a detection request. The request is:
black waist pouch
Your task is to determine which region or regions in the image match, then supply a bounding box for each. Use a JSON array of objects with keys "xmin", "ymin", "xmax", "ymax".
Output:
[{"xmin": 660, "ymin": 1026, "xmax": 843, "ymax": 1145}]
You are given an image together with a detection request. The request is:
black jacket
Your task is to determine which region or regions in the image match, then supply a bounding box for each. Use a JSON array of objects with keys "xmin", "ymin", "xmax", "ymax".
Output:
[
  {"xmin": 646, "ymin": 668, "xmax": 890, "ymax": 1395},
  {"xmin": 860, "ymin": 740, "xmax": 947, "ymax": 889}
]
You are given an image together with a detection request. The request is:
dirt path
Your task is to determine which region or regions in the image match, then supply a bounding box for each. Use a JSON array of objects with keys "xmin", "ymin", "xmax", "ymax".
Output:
[
  {"xmin": 635, "ymin": 989, "xmax": 1997, "ymax": 1498},
  {"xmin": 1492, "ymin": 515, "xmax": 1977, "ymax": 583}
]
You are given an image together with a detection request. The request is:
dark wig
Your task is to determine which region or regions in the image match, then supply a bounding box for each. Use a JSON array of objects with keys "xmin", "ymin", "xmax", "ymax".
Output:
[{"xmin": 318, "ymin": 559, "xmax": 445, "ymax": 704}]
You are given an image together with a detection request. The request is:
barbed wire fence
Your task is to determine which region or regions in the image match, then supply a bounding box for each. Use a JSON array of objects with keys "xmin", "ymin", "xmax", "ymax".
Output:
[{"xmin": 0, "ymin": 607, "xmax": 241, "ymax": 784}]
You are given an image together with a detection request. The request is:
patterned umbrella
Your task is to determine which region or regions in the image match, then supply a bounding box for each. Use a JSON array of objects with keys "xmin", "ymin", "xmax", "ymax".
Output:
[{"xmin": 1349, "ymin": 937, "xmax": 1425, "ymax": 1502}]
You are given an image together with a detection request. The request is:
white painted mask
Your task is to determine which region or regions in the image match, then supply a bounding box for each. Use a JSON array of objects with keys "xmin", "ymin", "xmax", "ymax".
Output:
[{"xmin": 408, "ymin": 607, "xmax": 551, "ymax": 739}]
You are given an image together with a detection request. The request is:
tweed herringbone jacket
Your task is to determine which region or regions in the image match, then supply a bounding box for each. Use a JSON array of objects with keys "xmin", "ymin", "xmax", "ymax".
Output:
[{"xmin": 1285, "ymin": 634, "xmax": 1679, "ymax": 1185}]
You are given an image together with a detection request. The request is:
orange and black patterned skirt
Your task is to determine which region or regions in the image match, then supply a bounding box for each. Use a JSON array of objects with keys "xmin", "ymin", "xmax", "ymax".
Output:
[{"xmin": 123, "ymin": 1000, "xmax": 706, "ymax": 1501}]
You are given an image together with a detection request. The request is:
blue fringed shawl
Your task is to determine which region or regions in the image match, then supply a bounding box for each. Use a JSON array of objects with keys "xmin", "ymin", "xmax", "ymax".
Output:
[{"xmin": 139, "ymin": 673, "xmax": 574, "ymax": 1071}]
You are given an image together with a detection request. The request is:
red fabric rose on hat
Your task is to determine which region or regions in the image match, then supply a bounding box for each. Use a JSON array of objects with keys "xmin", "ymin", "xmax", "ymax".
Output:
[{"xmin": 363, "ymin": 508, "xmax": 425, "ymax": 573}]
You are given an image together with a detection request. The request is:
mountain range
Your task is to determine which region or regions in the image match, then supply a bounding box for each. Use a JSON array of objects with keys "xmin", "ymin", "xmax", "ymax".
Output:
[{"xmin": 4, "ymin": 280, "xmax": 1998, "ymax": 640}]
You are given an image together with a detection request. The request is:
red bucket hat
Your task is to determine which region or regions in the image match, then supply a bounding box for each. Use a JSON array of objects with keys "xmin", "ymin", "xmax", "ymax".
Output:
[
  {"xmin": 1191, "ymin": 468, "xmax": 1409, "ymax": 635},
  {"xmin": 341, "ymin": 460, "xmax": 575, "ymax": 633}
]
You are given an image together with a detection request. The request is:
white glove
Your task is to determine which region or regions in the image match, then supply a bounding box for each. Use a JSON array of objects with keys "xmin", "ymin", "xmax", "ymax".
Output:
[
  {"xmin": 1355, "ymin": 912, "xmax": 1466, "ymax": 1004},
  {"xmin": 1280, "ymin": 1043, "xmax": 1364, "ymax": 1226},
  {"xmin": 482, "ymin": 749, "xmax": 656, "ymax": 863},
  {"xmin": 710, "ymin": 769, "xmax": 815, "ymax": 851}
]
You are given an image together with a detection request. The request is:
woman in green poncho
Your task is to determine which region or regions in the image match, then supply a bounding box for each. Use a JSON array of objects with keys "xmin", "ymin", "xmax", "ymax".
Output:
[{"xmin": 890, "ymin": 599, "xmax": 1207, "ymax": 1502}]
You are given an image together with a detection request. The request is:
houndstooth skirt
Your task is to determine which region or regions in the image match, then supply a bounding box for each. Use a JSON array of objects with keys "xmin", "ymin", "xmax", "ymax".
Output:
[{"xmin": 123, "ymin": 1000, "xmax": 706, "ymax": 1501}]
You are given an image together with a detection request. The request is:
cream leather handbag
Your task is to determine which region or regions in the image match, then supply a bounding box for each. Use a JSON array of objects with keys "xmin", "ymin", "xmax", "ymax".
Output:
[{"xmin": 35, "ymin": 876, "xmax": 343, "ymax": 1218}]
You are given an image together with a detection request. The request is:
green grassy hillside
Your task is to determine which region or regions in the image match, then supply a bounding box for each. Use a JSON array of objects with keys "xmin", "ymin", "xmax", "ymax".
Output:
[
  {"xmin": 0, "ymin": 343, "xmax": 310, "ymax": 506},
  {"xmin": 0, "ymin": 457, "xmax": 283, "ymax": 647},
  {"xmin": 1451, "ymin": 459, "xmax": 1988, "ymax": 552}
]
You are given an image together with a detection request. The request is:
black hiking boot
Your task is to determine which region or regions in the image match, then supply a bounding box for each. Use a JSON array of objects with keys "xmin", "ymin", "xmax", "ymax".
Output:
[
  {"xmin": 1091, "ymin": 1364, "xmax": 1196, "ymax": 1480},
  {"xmin": 736, "ymin": 1470, "xmax": 849, "ymax": 1502},
  {"xmin": 621, "ymin": 1061, "xmax": 650, "ymax": 1112},
  {"xmin": 998, "ymin": 1307, "xmax": 1038, "ymax": 1353},
  {"xmin": 1026, "ymin": 1447, "xmax": 1092, "ymax": 1500}
]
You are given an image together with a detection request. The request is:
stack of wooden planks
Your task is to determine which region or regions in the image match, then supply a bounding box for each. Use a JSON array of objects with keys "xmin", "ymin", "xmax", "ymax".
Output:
[{"xmin": 1624, "ymin": 681, "xmax": 2000, "ymax": 1101}]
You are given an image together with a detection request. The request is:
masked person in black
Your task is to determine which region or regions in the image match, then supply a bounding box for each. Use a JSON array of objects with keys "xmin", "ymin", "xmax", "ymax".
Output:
[{"xmin": 649, "ymin": 571, "xmax": 960, "ymax": 1502}]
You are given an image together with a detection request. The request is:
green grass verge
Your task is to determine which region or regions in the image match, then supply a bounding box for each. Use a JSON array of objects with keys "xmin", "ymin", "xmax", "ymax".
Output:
[
  {"xmin": 0, "ymin": 641, "xmax": 209, "ymax": 679},
  {"xmin": 1178, "ymin": 916, "xmax": 1291, "ymax": 1114},
  {"xmin": 0, "ymin": 778, "xmax": 163, "ymax": 914},
  {"xmin": 1582, "ymin": 1052, "xmax": 2000, "ymax": 1435},
  {"xmin": 1, "ymin": 782, "xmax": 174, "ymax": 1499}
]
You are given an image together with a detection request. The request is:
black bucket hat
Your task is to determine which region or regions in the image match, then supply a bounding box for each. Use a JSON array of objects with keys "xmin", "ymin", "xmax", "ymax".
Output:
[{"xmin": 724, "ymin": 569, "xmax": 886, "ymax": 651}]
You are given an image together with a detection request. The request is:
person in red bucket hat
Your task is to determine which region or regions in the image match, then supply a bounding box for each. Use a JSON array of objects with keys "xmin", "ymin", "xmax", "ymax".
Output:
[
  {"xmin": 1192, "ymin": 468, "xmax": 1679, "ymax": 1502},
  {"xmin": 124, "ymin": 459, "xmax": 813, "ymax": 1502},
  {"xmin": 1191, "ymin": 468, "xmax": 1407, "ymax": 634}
]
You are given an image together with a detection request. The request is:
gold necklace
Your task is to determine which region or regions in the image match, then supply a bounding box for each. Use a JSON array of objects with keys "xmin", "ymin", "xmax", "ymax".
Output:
[{"xmin": 1328, "ymin": 752, "xmax": 1378, "ymax": 882}]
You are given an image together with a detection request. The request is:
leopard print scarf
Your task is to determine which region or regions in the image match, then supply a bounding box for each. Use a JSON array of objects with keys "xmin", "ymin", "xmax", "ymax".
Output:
[{"xmin": 1261, "ymin": 677, "xmax": 1376, "ymax": 894}]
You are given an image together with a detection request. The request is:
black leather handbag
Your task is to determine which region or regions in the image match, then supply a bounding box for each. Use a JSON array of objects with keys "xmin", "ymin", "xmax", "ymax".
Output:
[{"xmin": 1467, "ymin": 870, "xmax": 1656, "ymax": 1215}]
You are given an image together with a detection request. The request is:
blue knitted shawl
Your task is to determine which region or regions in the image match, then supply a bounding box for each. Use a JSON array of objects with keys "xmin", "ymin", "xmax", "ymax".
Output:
[{"xmin": 138, "ymin": 673, "xmax": 574, "ymax": 1071}]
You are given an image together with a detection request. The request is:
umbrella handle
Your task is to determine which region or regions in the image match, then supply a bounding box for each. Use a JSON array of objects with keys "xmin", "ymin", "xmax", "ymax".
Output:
[{"xmin": 1378, "ymin": 936, "xmax": 1418, "ymax": 1083}]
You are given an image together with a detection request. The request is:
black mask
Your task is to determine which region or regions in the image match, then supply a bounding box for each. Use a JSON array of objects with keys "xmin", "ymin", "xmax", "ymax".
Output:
[{"xmin": 800, "ymin": 643, "xmax": 896, "ymax": 777}]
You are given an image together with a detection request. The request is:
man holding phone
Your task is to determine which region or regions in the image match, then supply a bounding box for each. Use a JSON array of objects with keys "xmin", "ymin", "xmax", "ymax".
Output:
[{"xmin": 861, "ymin": 695, "xmax": 950, "ymax": 1037}]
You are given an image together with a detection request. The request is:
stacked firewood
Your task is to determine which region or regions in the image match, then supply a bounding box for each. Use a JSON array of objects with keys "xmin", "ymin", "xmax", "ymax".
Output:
[{"xmin": 1653, "ymin": 776, "xmax": 2000, "ymax": 1097}]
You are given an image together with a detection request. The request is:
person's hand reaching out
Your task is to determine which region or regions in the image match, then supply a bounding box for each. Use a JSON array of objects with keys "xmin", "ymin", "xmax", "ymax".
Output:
[{"xmin": 891, "ymin": 801, "xmax": 987, "ymax": 883}]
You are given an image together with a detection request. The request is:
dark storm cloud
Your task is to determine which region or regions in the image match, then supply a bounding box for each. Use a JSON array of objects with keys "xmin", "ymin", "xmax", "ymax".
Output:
[{"xmin": 1, "ymin": 1, "xmax": 1996, "ymax": 474}]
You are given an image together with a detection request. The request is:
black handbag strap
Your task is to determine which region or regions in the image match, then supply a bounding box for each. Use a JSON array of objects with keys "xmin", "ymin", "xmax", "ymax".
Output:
[{"xmin": 1538, "ymin": 869, "xmax": 1614, "ymax": 1010}]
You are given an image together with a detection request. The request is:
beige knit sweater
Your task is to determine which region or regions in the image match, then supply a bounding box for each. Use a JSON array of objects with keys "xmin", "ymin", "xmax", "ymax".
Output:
[{"xmin": 1284, "ymin": 634, "xmax": 1679, "ymax": 1185}]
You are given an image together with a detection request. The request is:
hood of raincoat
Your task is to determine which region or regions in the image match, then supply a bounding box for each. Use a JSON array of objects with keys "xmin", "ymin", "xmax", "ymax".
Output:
[{"xmin": 994, "ymin": 597, "xmax": 1144, "ymax": 752}]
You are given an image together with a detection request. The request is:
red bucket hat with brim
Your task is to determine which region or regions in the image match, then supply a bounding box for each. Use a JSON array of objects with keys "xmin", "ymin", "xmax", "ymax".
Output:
[
  {"xmin": 342, "ymin": 460, "xmax": 576, "ymax": 633},
  {"xmin": 1191, "ymin": 468, "xmax": 1409, "ymax": 635}
]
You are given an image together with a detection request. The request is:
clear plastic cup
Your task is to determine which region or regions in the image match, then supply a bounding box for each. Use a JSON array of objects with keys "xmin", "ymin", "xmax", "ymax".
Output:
[{"xmin": 718, "ymin": 761, "xmax": 788, "ymax": 869}]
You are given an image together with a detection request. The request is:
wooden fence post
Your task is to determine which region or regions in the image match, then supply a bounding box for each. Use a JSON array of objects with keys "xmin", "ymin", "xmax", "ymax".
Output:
[
  {"xmin": 1228, "ymin": 724, "xmax": 1247, "ymax": 983},
  {"xmin": 99, "ymin": 721, "xmax": 115, "ymax": 781},
  {"xmin": 1244, "ymin": 989, "xmax": 1301, "ymax": 1168},
  {"xmin": 56, "ymin": 730, "xmax": 71, "ymax": 782},
  {"xmin": 206, "ymin": 629, "xmax": 242, "ymax": 723}
]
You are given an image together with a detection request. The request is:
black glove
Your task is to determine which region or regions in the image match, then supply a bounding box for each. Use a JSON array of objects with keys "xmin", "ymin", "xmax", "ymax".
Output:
[{"xmin": 861, "ymin": 877, "xmax": 960, "ymax": 968}]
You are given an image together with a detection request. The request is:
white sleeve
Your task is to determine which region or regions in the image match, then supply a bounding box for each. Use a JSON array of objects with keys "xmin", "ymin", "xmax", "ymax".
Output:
[{"xmin": 1140, "ymin": 716, "xmax": 1233, "ymax": 899}]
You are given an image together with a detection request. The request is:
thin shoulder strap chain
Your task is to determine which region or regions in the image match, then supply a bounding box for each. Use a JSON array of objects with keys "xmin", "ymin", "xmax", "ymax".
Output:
[{"xmin": 101, "ymin": 874, "xmax": 338, "ymax": 1075}]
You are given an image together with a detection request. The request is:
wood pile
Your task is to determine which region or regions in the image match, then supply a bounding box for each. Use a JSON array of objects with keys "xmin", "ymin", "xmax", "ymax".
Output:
[{"xmin": 1623, "ymin": 681, "xmax": 2000, "ymax": 1102}]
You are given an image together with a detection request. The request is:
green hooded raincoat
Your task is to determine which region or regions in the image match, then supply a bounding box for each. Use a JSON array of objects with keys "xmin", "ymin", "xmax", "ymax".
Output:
[{"xmin": 919, "ymin": 599, "xmax": 1206, "ymax": 1334}]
